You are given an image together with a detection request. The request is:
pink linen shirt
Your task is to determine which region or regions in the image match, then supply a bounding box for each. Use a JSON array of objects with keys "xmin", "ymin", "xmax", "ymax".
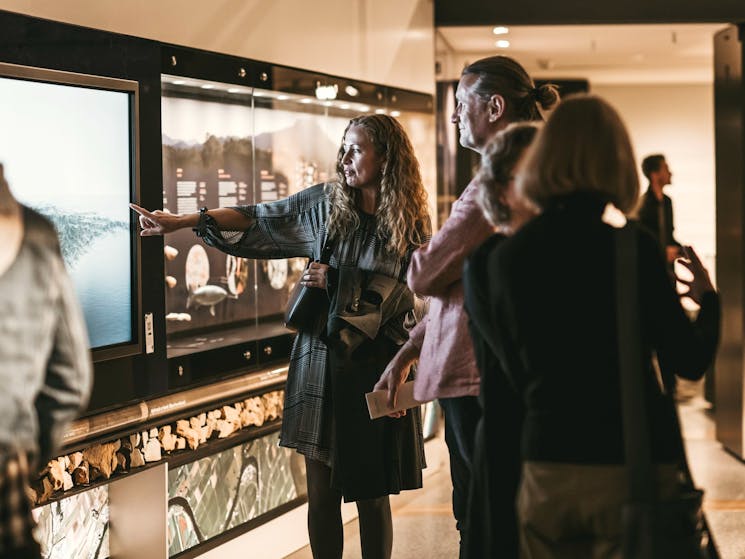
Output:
[{"xmin": 407, "ymin": 179, "xmax": 495, "ymax": 402}]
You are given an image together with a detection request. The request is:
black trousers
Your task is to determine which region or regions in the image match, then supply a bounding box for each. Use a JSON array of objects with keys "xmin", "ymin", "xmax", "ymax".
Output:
[{"xmin": 439, "ymin": 395, "xmax": 482, "ymax": 557}]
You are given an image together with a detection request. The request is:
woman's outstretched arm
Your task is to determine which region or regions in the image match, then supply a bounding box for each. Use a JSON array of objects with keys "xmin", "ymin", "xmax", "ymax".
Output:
[{"xmin": 130, "ymin": 204, "xmax": 253, "ymax": 236}]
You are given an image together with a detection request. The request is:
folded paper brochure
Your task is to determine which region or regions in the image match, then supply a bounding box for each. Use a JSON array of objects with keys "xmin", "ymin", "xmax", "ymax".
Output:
[{"xmin": 365, "ymin": 381, "xmax": 422, "ymax": 419}]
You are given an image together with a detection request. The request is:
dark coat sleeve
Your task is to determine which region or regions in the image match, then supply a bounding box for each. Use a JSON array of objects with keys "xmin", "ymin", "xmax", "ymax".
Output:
[
  {"xmin": 462, "ymin": 235, "xmax": 521, "ymax": 559},
  {"xmin": 638, "ymin": 229, "xmax": 720, "ymax": 380}
]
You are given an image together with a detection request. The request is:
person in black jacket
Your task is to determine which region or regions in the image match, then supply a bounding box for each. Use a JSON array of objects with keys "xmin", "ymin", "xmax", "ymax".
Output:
[
  {"xmin": 463, "ymin": 95, "xmax": 719, "ymax": 558},
  {"xmin": 636, "ymin": 153, "xmax": 682, "ymax": 264},
  {"xmin": 462, "ymin": 121, "xmax": 540, "ymax": 559}
]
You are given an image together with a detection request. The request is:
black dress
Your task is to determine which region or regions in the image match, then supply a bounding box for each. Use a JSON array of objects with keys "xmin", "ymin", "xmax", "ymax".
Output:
[{"xmin": 462, "ymin": 233, "xmax": 521, "ymax": 559}]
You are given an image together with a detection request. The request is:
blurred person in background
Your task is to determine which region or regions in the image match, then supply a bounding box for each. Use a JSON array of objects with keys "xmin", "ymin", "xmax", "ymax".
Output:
[
  {"xmin": 0, "ymin": 162, "xmax": 93, "ymax": 558},
  {"xmin": 637, "ymin": 153, "xmax": 682, "ymax": 265}
]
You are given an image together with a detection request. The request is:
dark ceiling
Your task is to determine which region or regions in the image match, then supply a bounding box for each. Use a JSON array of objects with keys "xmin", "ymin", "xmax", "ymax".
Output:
[{"xmin": 434, "ymin": 0, "xmax": 745, "ymax": 27}]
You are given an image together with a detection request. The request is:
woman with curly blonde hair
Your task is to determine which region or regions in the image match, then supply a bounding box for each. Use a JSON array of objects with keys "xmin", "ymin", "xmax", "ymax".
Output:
[
  {"xmin": 328, "ymin": 114, "xmax": 431, "ymax": 256},
  {"xmin": 131, "ymin": 113, "xmax": 431, "ymax": 559}
]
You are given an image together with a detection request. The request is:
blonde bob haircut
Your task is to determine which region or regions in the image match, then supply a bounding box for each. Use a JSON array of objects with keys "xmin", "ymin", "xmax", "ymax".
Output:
[{"xmin": 517, "ymin": 94, "xmax": 639, "ymax": 214}]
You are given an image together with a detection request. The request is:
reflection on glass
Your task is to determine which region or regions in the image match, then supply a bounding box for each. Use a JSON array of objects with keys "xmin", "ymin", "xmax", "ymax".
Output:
[
  {"xmin": 34, "ymin": 485, "xmax": 110, "ymax": 559},
  {"xmin": 166, "ymin": 431, "xmax": 306, "ymax": 557}
]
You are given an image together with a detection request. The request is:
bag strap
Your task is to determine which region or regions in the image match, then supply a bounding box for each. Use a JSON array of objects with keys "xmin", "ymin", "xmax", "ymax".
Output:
[
  {"xmin": 318, "ymin": 232, "xmax": 335, "ymax": 265},
  {"xmin": 615, "ymin": 224, "xmax": 656, "ymax": 503},
  {"xmin": 616, "ymin": 225, "xmax": 720, "ymax": 557}
]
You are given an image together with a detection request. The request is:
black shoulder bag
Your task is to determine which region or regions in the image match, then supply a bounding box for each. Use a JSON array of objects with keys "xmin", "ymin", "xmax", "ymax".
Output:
[
  {"xmin": 284, "ymin": 234, "xmax": 335, "ymax": 334},
  {"xmin": 615, "ymin": 224, "xmax": 719, "ymax": 559}
]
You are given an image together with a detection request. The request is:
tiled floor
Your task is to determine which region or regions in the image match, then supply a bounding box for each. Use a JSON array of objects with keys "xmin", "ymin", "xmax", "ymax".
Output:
[
  {"xmin": 287, "ymin": 393, "xmax": 745, "ymax": 558},
  {"xmin": 681, "ymin": 395, "xmax": 745, "ymax": 559},
  {"xmin": 286, "ymin": 434, "xmax": 459, "ymax": 559}
]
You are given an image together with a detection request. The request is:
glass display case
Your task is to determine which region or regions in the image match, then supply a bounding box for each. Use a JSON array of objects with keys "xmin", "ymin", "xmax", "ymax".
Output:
[
  {"xmin": 159, "ymin": 56, "xmax": 436, "ymax": 389},
  {"xmin": 160, "ymin": 76, "xmax": 371, "ymax": 338}
]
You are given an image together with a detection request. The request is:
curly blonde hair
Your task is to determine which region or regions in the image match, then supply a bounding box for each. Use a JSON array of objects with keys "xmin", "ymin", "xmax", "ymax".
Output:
[{"xmin": 326, "ymin": 114, "xmax": 431, "ymax": 256}]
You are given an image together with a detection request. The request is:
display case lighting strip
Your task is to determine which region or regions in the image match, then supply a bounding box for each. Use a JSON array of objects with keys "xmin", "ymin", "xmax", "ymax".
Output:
[
  {"xmin": 62, "ymin": 366, "xmax": 289, "ymax": 446},
  {"xmin": 163, "ymin": 74, "xmax": 380, "ymax": 113}
]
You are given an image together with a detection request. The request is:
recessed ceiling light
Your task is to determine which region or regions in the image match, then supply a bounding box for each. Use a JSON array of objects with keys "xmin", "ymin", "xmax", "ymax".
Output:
[
  {"xmin": 300, "ymin": 98, "xmax": 313, "ymax": 104},
  {"xmin": 390, "ymin": 110, "xmax": 401, "ymax": 117},
  {"xmin": 201, "ymin": 84, "xmax": 215, "ymax": 89},
  {"xmin": 493, "ymin": 26, "xmax": 509, "ymax": 35},
  {"xmin": 495, "ymin": 40, "xmax": 511, "ymax": 48},
  {"xmin": 345, "ymin": 85, "xmax": 360, "ymax": 97},
  {"xmin": 253, "ymin": 91, "xmax": 266, "ymax": 97},
  {"xmin": 171, "ymin": 79, "xmax": 185, "ymax": 85},
  {"xmin": 277, "ymin": 95, "xmax": 290, "ymax": 100},
  {"xmin": 359, "ymin": 105, "xmax": 371, "ymax": 112},
  {"xmin": 227, "ymin": 88, "xmax": 243, "ymax": 93},
  {"xmin": 375, "ymin": 109, "xmax": 386, "ymax": 114}
]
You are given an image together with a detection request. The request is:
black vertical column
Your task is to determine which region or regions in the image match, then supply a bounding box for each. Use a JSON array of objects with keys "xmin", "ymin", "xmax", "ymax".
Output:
[{"xmin": 714, "ymin": 24, "xmax": 745, "ymax": 458}]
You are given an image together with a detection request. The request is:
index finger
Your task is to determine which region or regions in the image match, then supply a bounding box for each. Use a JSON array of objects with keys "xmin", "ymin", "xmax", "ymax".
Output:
[{"xmin": 130, "ymin": 203, "xmax": 154, "ymax": 219}]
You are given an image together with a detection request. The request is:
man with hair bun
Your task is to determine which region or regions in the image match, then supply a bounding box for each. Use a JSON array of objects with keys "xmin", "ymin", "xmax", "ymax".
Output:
[{"xmin": 375, "ymin": 56, "xmax": 558, "ymax": 559}]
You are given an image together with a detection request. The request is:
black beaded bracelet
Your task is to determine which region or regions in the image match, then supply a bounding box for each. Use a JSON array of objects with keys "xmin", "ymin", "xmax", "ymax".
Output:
[{"xmin": 192, "ymin": 206, "xmax": 214, "ymax": 236}]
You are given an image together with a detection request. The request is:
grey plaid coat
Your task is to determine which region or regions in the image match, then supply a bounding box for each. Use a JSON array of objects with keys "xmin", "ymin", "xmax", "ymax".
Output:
[{"xmin": 197, "ymin": 184, "xmax": 426, "ymax": 495}]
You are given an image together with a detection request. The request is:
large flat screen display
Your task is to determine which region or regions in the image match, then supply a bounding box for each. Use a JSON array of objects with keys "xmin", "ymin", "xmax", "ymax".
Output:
[{"xmin": 0, "ymin": 62, "xmax": 139, "ymax": 356}]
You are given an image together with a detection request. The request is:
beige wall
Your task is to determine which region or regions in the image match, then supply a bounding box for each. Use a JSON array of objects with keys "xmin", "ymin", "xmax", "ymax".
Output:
[
  {"xmin": 593, "ymin": 83, "xmax": 716, "ymax": 282},
  {"xmin": 0, "ymin": 0, "xmax": 435, "ymax": 93}
]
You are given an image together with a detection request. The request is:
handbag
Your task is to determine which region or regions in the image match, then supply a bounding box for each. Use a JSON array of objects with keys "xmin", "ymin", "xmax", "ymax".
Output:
[
  {"xmin": 615, "ymin": 224, "xmax": 719, "ymax": 559},
  {"xmin": 284, "ymin": 234, "xmax": 335, "ymax": 334}
]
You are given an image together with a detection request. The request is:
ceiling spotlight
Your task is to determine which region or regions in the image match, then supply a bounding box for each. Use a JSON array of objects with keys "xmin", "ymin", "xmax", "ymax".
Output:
[
  {"xmin": 375, "ymin": 108, "xmax": 386, "ymax": 115},
  {"xmin": 495, "ymin": 40, "xmax": 511, "ymax": 48},
  {"xmin": 390, "ymin": 110, "xmax": 401, "ymax": 117},
  {"xmin": 300, "ymin": 98, "xmax": 313, "ymax": 104},
  {"xmin": 277, "ymin": 95, "xmax": 289, "ymax": 100},
  {"xmin": 227, "ymin": 88, "xmax": 244, "ymax": 93},
  {"xmin": 201, "ymin": 84, "xmax": 215, "ymax": 89},
  {"xmin": 493, "ymin": 26, "xmax": 509, "ymax": 35},
  {"xmin": 358, "ymin": 105, "xmax": 371, "ymax": 112},
  {"xmin": 345, "ymin": 85, "xmax": 360, "ymax": 97},
  {"xmin": 171, "ymin": 79, "xmax": 185, "ymax": 85}
]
